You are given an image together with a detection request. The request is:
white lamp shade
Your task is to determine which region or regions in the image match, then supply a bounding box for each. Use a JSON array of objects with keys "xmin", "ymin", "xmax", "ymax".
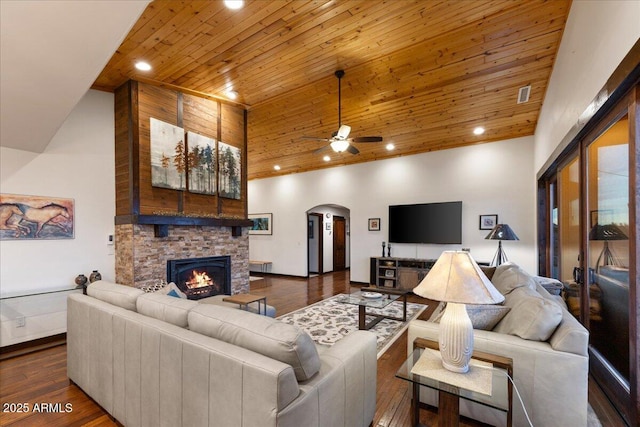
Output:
[{"xmin": 413, "ymin": 251, "xmax": 504, "ymax": 305}]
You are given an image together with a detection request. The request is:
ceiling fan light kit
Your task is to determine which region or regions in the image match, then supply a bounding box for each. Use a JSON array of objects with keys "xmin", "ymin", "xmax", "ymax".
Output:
[
  {"xmin": 330, "ymin": 139, "xmax": 350, "ymax": 153},
  {"xmin": 303, "ymin": 70, "xmax": 383, "ymax": 155}
]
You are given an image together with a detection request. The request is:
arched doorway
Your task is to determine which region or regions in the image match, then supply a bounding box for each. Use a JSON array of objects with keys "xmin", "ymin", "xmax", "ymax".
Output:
[{"xmin": 306, "ymin": 204, "xmax": 350, "ymax": 276}]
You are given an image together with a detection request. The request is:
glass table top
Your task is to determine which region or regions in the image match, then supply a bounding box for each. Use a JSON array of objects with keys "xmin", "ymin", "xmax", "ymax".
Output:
[
  {"xmin": 336, "ymin": 290, "xmax": 400, "ymax": 309},
  {"xmin": 396, "ymin": 347, "xmax": 509, "ymax": 412}
]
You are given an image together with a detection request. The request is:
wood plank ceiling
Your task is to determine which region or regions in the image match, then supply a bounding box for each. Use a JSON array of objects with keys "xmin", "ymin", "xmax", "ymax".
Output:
[{"xmin": 93, "ymin": 0, "xmax": 571, "ymax": 180}]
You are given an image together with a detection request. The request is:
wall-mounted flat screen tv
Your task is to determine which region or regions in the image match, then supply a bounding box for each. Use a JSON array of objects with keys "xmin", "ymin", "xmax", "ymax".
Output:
[{"xmin": 388, "ymin": 201, "xmax": 462, "ymax": 244}]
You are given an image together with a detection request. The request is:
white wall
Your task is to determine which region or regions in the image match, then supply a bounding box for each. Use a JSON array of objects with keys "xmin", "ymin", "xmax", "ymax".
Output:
[
  {"xmin": 534, "ymin": 0, "xmax": 640, "ymax": 174},
  {"xmin": 1, "ymin": 89, "xmax": 115, "ymax": 345},
  {"xmin": 248, "ymin": 136, "xmax": 536, "ymax": 282},
  {"xmin": 1, "ymin": 90, "xmax": 116, "ymax": 297}
]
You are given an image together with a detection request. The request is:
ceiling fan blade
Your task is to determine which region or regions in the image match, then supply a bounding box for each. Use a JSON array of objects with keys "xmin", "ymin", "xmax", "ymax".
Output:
[
  {"xmin": 346, "ymin": 144, "xmax": 360, "ymax": 155},
  {"xmin": 301, "ymin": 136, "xmax": 330, "ymax": 141},
  {"xmin": 313, "ymin": 145, "xmax": 332, "ymax": 154},
  {"xmin": 352, "ymin": 136, "xmax": 383, "ymax": 143}
]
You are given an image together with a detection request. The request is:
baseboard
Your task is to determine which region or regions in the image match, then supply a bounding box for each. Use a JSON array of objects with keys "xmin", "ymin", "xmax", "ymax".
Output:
[{"xmin": 0, "ymin": 333, "xmax": 67, "ymax": 361}]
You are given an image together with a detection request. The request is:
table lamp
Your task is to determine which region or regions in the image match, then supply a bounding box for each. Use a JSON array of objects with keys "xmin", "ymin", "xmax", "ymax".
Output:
[
  {"xmin": 589, "ymin": 223, "xmax": 627, "ymax": 269},
  {"xmin": 413, "ymin": 251, "xmax": 504, "ymax": 373},
  {"xmin": 485, "ymin": 224, "xmax": 519, "ymax": 266}
]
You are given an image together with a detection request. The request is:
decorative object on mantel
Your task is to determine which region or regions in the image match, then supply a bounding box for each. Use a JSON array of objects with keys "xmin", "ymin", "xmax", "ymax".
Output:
[
  {"xmin": 368, "ymin": 218, "xmax": 380, "ymax": 231},
  {"xmin": 0, "ymin": 193, "xmax": 74, "ymax": 240},
  {"xmin": 412, "ymin": 251, "xmax": 504, "ymax": 373},
  {"xmin": 248, "ymin": 213, "xmax": 273, "ymax": 235},
  {"xmin": 485, "ymin": 224, "xmax": 519, "ymax": 266},
  {"xmin": 479, "ymin": 214, "xmax": 498, "ymax": 230},
  {"xmin": 150, "ymin": 118, "xmax": 186, "ymax": 191},
  {"xmin": 387, "ymin": 243, "xmax": 391, "ymax": 257},
  {"xmin": 89, "ymin": 270, "xmax": 102, "ymax": 283},
  {"xmin": 382, "ymin": 241, "xmax": 386, "ymax": 257}
]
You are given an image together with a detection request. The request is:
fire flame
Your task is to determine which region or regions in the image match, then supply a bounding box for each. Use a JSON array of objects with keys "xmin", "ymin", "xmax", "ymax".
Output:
[{"xmin": 186, "ymin": 270, "xmax": 214, "ymax": 289}]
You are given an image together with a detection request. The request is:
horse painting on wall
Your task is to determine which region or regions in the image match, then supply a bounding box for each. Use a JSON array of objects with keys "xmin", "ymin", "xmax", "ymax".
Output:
[{"xmin": 0, "ymin": 194, "xmax": 74, "ymax": 240}]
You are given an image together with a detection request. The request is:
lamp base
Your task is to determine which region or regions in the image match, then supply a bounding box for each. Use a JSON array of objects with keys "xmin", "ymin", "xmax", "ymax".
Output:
[
  {"xmin": 491, "ymin": 240, "xmax": 509, "ymax": 267},
  {"xmin": 438, "ymin": 302, "xmax": 473, "ymax": 373}
]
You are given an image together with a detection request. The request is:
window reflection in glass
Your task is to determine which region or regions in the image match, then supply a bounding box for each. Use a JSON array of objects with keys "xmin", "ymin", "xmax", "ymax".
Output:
[{"xmin": 587, "ymin": 115, "xmax": 629, "ymax": 383}]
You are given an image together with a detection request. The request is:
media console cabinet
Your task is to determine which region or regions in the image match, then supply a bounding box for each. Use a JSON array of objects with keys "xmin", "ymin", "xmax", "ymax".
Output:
[{"xmin": 370, "ymin": 257, "xmax": 437, "ymax": 290}]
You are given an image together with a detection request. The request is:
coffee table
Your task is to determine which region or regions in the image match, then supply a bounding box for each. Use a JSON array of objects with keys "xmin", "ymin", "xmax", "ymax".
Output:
[
  {"xmin": 337, "ymin": 287, "xmax": 408, "ymax": 330},
  {"xmin": 222, "ymin": 293, "xmax": 268, "ymax": 315}
]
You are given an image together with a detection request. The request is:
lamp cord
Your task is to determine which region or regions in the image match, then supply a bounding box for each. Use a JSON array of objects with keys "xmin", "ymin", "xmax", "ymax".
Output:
[{"xmin": 504, "ymin": 371, "xmax": 534, "ymax": 427}]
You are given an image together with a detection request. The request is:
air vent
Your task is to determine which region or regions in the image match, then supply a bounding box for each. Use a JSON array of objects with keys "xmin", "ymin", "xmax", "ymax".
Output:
[{"xmin": 517, "ymin": 85, "xmax": 531, "ymax": 104}]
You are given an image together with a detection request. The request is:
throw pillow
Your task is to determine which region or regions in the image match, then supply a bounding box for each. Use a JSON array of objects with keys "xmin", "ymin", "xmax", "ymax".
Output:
[
  {"xmin": 490, "ymin": 262, "xmax": 537, "ymax": 295},
  {"xmin": 167, "ymin": 282, "xmax": 187, "ymax": 298},
  {"xmin": 431, "ymin": 302, "xmax": 510, "ymax": 331},
  {"xmin": 167, "ymin": 289, "xmax": 180, "ymax": 298},
  {"xmin": 493, "ymin": 286, "xmax": 563, "ymax": 341},
  {"xmin": 533, "ymin": 276, "xmax": 564, "ymax": 295}
]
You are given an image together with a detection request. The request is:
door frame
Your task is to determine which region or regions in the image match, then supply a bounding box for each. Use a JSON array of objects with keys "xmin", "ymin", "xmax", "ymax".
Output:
[{"xmin": 307, "ymin": 212, "xmax": 323, "ymax": 275}]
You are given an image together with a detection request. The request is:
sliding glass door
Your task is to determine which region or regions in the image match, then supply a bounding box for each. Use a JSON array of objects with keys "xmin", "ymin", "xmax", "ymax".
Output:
[
  {"xmin": 586, "ymin": 115, "xmax": 630, "ymax": 383},
  {"xmin": 538, "ymin": 84, "xmax": 638, "ymax": 424},
  {"xmin": 556, "ymin": 155, "xmax": 583, "ymax": 321}
]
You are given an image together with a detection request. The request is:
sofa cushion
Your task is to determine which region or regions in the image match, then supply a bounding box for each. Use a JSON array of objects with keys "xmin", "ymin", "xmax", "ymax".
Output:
[
  {"xmin": 87, "ymin": 280, "xmax": 144, "ymax": 311},
  {"xmin": 534, "ymin": 276, "xmax": 564, "ymax": 295},
  {"xmin": 188, "ymin": 304, "xmax": 320, "ymax": 381},
  {"xmin": 490, "ymin": 262, "xmax": 537, "ymax": 295},
  {"xmin": 136, "ymin": 292, "xmax": 199, "ymax": 327},
  {"xmin": 431, "ymin": 302, "xmax": 510, "ymax": 331},
  {"xmin": 493, "ymin": 286, "xmax": 562, "ymax": 341}
]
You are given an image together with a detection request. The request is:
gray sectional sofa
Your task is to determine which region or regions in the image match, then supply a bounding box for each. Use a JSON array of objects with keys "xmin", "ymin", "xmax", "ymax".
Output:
[
  {"xmin": 408, "ymin": 262, "xmax": 589, "ymax": 427},
  {"xmin": 67, "ymin": 281, "xmax": 377, "ymax": 427}
]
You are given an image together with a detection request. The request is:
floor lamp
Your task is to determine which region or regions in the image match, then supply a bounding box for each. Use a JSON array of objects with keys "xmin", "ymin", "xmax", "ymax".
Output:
[{"xmin": 485, "ymin": 224, "xmax": 519, "ymax": 266}]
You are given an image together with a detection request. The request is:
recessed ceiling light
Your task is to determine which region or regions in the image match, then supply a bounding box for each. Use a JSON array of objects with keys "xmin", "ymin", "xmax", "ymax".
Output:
[
  {"xmin": 386, "ymin": 143, "xmax": 395, "ymax": 151},
  {"xmin": 323, "ymin": 155, "xmax": 331, "ymax": 162},
  {"xmin": 274, "ymin": 165, "xmax": 281, "ymax": 171},
  {"xmin": 224, "ymin": 0, "xmax": 244, "ymax": 10},
  {"xmin": 135, "ymin": 61, "xmax": 151, "ymax": 71},
  {"xmin": 226, "ymin": 90, "xmax": 238, "ymax": 100},
  {"xmin": 473, "ymin": 127, "xmax": 485, "ymax": 135}
]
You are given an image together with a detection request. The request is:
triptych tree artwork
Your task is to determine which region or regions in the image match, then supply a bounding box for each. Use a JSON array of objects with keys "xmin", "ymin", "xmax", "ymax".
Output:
[{"xmin": 150, "ymin": 118, "xmax": 241, "ymax": 200}]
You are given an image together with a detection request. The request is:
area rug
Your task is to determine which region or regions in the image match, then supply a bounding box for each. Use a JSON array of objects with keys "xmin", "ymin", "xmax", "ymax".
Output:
[{"xmin": 278, "ymin": 294, "xmax": 426, "ymax": 358}]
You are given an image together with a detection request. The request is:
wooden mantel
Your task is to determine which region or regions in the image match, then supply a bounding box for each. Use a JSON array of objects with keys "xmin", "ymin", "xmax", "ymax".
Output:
[{"xmin": 114, "ymin": 214, "xmax": 253, "ymax": 238}]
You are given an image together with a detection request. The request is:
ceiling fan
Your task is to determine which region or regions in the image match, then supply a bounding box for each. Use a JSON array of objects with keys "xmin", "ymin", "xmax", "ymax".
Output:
[{"xmin": 302, "ymin": 70, "xmax": 383, "ymax": 155}]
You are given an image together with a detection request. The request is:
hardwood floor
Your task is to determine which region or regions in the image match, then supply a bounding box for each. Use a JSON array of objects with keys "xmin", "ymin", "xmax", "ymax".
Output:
[{"xmin": 0, "ymin": 271, "xmax": 625, "ymax": 426}]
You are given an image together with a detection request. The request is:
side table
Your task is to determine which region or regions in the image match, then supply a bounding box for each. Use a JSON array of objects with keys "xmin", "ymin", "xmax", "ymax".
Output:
[
  {"xmin": 396, "ymin": 337, "xmax": 513, "ymax": 427},
  {"xmin": 222, "ymin": 293, "xmax": 267, "ymax": 315}
]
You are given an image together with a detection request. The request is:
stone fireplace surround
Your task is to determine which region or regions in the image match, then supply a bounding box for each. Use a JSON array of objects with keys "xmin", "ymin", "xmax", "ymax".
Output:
[{"xmin": 115, "ymin": 224, "xmax": 249, "ymax": 294}]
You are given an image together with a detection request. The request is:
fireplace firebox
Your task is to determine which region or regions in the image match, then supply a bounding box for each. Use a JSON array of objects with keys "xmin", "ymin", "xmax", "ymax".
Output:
[{"xmin": 166, "ymin": 256, "xmax": 231, "ymax": 300}]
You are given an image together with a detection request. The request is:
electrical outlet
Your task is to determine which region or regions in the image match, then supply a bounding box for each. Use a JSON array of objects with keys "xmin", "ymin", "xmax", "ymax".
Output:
[{"xmin": 16, "ymin": 317, "xmax": 25, "ymax": 328}]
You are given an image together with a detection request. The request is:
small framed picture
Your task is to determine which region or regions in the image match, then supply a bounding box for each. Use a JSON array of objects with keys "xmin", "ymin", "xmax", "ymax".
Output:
[
  {"xmin": 368, "ymin": 218, "xmax": 381, "ymax": 231},
  {"xmin": 249, "ymin": 213, "xmax": 273, "ymax": 235},
  {"xmin": 384, "ymin": 269, "xmax": 395, "ymax": 277},
  {"xmin": 479, "ymin": 214, "xmax": 498, "ymax": 230}
]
